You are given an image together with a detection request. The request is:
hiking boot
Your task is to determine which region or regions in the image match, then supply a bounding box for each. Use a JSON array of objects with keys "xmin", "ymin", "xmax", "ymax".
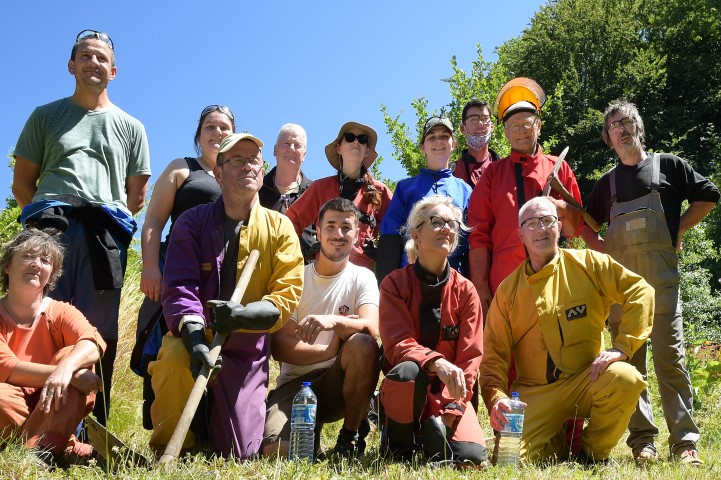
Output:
[
  {"xmin": 327, "ymin": 425, "xmax": 367, "ymax": 460},
  {"xmin": 674, "ymin": 449, "xmax": 703, "ymax": 467},
  {"xmin": 633, "ymin": 444, "xmax": 657, "ymax": 466}
]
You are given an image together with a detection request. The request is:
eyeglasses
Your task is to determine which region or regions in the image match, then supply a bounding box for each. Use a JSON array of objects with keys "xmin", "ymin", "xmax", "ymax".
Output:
[
  {"xmin": 607, "ymin": 117, "xmax": 635, "ymax": 133},
  {"xmin": 505, "ymin": 117, "xmax": 538, "ymax": 133},
  {"xmin": 76, "ymin": 30, "xmax": 114, "ymax": 50},
  {"xmin": 417, "ymin": 215, "xmax": 460, "ymax": 232},
  {"xmin": 343, "ymin": 132, "xmax": 369, "ymax": 145},
  {"xmin": 219, "ymin": 156, "xmax": 264, "ymax": 168},
  {"xmin": 463, "ymin": 115, "xmax": 493, "ymax": 127},
  {"xmin": 521, "ymin": 215, "xmax": 558, "ymax": 230},
  {"xmin": 201, "ymin": 105, "xmax": 235, "ymax": 121},
  {"xmin": 19, "ymin": 252, "xmax": 52, "ymax": 266}
]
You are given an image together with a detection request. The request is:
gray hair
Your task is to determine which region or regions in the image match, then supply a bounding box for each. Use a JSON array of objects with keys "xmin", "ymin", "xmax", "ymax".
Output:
[
  {"xmin": 602, "ymin": 99, "xmax": 645, "ymax": 148},
  {"xmin": 518, "ymin": 197, "xmax": 558, "ymax": 227},
  {"xmin": 403, "ymin": 195, "xmax": 467, "ymax": 263},
  {"xmin": 275, "ymin": 123, "xmax": 307, "ymax": 149}
]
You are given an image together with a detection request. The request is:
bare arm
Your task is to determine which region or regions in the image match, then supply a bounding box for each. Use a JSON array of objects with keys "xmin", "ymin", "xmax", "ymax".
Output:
[
  {"xmin": 7, "ymin": 339, "xmax": 102, "ymax": 411},
  {"xmin": 270, "ymin": 318, "xmax": 341, "ymax": 365},
  {"xmin": 11, "ymin": 156, "xmax": 41, "ymax": 208},
  {"xmin": 296, "ymin": 303, "xmax": 379, "ymax": 343},
  {"xmin": 126, "ymin": 174, "xmax": 150, "ymax": 215},
  {"xmin": 140, "ymin": 159, "xmax": 189, "ymax": 300},
  {"xmin": 677, "ymin": 201, "xmax": 717, "ymax": 250}
]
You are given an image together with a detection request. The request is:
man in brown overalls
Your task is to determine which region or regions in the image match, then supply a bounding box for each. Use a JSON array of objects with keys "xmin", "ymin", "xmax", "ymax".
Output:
[{"xmin": 583, "ymin": 99, "xmax": 720, "ymax": 466}]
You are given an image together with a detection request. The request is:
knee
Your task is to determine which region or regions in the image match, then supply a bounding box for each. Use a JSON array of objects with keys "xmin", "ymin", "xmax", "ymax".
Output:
[
  {"xmin": 600, "ymin": 362, "xmax": 646, "ymax": 399},
  {"xmin": 386, "ymin": 361, "xmax": 424, "ymax": 383},
  {"xmin": 343, "ymin": 333, "xmax": 380, "ymax": 365}
]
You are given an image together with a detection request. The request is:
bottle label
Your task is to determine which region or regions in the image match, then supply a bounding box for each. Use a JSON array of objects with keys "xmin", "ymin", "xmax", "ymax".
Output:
[
  {"xmin": 291, "ymin": 404, "xmax": 317, "ymax": 424},
  {"xmin": 502, "ymin": 413, "xmax": 524, "ymax": 434}
]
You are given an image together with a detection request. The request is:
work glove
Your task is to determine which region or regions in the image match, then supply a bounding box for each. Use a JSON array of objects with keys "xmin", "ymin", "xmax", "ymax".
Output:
[
  {"xmin": 207, "ymin": 299, "xmax": 280, "ymax": 334},
  {"xmin": 180, "ymin": 322, "xmax": 222, "ymax": 381}
]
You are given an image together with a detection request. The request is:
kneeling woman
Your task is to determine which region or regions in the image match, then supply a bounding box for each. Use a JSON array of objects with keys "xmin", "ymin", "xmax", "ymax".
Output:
[
  {"xmin": 379, "ymin": 195, "xmax": 487, "ymax": 468},
  {"xmin": 0, "ymin": 229, "xmax": 104, "ymax": 465}
]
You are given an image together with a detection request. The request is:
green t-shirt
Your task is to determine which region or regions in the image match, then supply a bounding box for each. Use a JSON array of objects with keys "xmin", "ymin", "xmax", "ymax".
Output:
[{"xmin": 14, "ymin": 97, "xmax": 151, "ymax": 211}]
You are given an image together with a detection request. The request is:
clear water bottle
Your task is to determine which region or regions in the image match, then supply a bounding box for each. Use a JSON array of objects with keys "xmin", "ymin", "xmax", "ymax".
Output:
[
  {"xmin": 496, "ymin": 391, "xmax": 524, "ymax": 466},
  {"xmin": 288, "ymin": 381, "xmax": 317, "ymax": 461}
]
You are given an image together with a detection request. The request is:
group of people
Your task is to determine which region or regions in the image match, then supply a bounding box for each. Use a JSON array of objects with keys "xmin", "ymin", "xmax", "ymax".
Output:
[{"xmin": 2, "ymin": 29, "xmax": 719, "ymax": 470}]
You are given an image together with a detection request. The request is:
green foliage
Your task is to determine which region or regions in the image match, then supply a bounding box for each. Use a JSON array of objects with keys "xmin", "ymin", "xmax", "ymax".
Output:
[
  {"xmin": 380, "ymin": 46, "xmax": 510, "ymax": 178},
  {"xmin": 0, "ymin": 206, "xmax": 22, "ymax": 246}
]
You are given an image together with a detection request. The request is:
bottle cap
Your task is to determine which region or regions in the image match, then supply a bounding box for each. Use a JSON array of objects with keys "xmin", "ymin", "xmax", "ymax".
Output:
[{"xmin": 302, "ymin": 381, "xmax": 311, "ymax": 387}]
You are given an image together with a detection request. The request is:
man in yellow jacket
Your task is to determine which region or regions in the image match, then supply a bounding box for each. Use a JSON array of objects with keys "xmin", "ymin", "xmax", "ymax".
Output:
[{"xmin": 480, "ymin": 196, "xmax": 654, "ymax": 465}]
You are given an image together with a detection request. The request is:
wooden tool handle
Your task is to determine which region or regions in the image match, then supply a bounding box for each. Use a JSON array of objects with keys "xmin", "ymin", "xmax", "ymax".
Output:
[{"xmin": 157, "ymin": 249, "xmax": 260, "ymax": 466}]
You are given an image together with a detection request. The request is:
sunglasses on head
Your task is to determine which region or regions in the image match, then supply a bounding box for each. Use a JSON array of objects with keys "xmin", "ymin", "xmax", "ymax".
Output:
[
  {"xmin": 201, "ymin": 105, "xmax": 235, "ymax": 121},
  {"xmin": 75, "ymin": 30, "xmax": 114, "ymax": 50},
  {"xmin": 343, "ymin": 132, "xmax": 369, "ymax": 145}
]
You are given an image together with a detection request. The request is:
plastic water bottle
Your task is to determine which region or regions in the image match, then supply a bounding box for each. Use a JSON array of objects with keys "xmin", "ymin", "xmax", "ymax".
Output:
[
  {"xmin": 496, "ymin": 391, "xmax": 524, "ymax": 466},
  {"xmin": 288, "ymin": 381, "xmax": 317, "ymax": 461}
]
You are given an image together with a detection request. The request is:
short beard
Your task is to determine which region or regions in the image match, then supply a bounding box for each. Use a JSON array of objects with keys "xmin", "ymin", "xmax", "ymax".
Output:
[{"xmin": 320, "ymin": 244, "xmax": 350, "ymax": 263}]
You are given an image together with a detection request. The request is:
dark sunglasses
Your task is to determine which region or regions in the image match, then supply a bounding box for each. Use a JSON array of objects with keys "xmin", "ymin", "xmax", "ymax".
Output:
[
  {"xmin": 343, "ymin": 132, "xmax": 369, "ymax": 145},
  {"xmin": 201, "ymin": 104, "xmax": 235, "ymax": 121},
  {"xmin": 76, "ymin": 30, "xmax": 114, "ymax": 50}
]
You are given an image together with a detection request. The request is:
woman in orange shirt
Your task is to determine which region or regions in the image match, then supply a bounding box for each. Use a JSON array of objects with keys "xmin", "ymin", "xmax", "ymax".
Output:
[{"xmin": 0, "ymin": 229, "xmax": 105, "ymax": 468}]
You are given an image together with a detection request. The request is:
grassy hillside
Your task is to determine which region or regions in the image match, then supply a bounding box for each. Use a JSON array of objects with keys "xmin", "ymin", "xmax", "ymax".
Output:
[{"xmin": 1, "ymin": 251, "xmax": 721, "ymax": 479}]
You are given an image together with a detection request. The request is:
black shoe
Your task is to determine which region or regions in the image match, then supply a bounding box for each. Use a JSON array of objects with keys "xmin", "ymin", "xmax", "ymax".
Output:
[
  {"xmin": 573, "ymin": 449, "xmax": 609, "ymax": 467},
  {"xmin": 31, "ymin": 448, "xmax": 56, "ymax": 471},
  {"xmin": 329, "ymin": 427, "xmax": 365, "ymax": 460}
]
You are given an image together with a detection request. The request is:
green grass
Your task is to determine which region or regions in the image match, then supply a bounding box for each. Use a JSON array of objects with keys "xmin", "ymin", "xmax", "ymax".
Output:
[{"xmin": 2, "ymin": 259, "xmax": 721, "ymax": 478}]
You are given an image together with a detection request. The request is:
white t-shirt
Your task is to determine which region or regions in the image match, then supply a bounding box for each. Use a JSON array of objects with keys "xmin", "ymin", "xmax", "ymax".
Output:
[{"xmin": 275, "ymin": 262, "xmax": 379, "ymax": 388}]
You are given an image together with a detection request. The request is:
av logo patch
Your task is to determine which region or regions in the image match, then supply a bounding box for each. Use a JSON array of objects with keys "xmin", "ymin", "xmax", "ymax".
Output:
[{"xmin": 565, "ymin": 305, "xmax": 587, "ymax": 321}]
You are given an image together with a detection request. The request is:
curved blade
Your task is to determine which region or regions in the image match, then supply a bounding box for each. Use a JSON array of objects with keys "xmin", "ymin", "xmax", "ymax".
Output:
[{"xmin": 542, "ymin": 146, "xmax": 570, "ymax": 196}]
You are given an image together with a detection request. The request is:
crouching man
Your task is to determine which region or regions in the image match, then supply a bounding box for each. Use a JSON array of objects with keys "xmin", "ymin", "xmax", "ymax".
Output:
[
  {"xmin": 148, "ymin": 133, "xmax": 304, "ymax": 458},
  {"xmin": 480, "ymin": 196, "xmax": 654, "ymax": 464},
  {"xmin": 262, "ymin": 198, "xmax": 380, "ymax": 459}
]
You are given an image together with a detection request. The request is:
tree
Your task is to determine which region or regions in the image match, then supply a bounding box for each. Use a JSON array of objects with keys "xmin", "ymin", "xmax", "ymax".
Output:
[{"xmin": 380, "ymin": 46, "xmax": 511, "ymax": 179}]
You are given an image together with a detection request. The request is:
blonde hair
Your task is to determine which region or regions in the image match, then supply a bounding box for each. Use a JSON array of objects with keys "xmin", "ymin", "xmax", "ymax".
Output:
[{"xmin": 403, "ymin": 195, "xmax": 467, "ymax": 263}]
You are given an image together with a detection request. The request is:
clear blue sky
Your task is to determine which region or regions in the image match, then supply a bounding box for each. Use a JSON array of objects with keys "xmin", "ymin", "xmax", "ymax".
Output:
[{"xmin": 1, "ymin": 0, "xmax": 545, "ymax": 210}]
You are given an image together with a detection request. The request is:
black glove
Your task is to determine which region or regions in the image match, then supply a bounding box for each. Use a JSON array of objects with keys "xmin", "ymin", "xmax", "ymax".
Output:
[
  {"xmin": 207, "ymin": 300, "xmax": 281, "ymax": 334},
  {"xmin": 180, "ymin": 322, "xmax": 221, "ymax": 380}
]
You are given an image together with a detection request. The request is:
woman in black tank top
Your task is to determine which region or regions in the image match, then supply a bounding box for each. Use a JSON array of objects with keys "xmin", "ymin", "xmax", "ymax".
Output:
[{"xmin": 131, "ymin": 106, "xmax": 234, "ymax": 411}]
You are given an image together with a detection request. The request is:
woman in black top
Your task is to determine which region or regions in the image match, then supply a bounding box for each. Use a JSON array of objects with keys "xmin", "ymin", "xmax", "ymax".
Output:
[{"xmin": 132, "ymin": 105, "xmax": 234, "ymax": 426}]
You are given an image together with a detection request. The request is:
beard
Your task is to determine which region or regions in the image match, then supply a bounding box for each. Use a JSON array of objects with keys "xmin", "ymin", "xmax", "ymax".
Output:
[{"xmin": 320, "ymin": 242, "xmax": 351, "ymax": 262}]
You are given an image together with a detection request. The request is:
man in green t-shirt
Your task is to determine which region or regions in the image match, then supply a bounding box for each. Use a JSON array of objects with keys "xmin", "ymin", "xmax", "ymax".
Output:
[{"xmin": 12, "ymin": 30, "xmax": 151, "ymax": 425}]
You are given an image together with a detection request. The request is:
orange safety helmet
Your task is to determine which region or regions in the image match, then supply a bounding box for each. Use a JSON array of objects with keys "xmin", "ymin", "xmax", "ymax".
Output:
[{"xmin": 494, "ymin": 77, "xmax": 546, "ymax": 122}]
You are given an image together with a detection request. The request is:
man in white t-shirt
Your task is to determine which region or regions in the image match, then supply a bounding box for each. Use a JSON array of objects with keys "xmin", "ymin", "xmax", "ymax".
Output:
[{"xmin": 262, "ymin": 197, "xmax": 380, "ymax": 459}]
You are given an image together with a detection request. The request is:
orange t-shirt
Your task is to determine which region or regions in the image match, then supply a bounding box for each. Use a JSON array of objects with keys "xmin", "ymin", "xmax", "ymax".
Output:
[{"xmin": 0, "ymin": 298, "xmax": 106, "ymax": 383}]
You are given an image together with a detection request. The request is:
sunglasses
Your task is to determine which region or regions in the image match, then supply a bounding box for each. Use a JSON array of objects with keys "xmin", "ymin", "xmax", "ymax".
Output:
[
  {"xmin": 201, "ymin": 104, "xmax": 235, "ymax": 121},
  {"xmin": 343, "ymin": 132, "xmax": 369, "ymax": 145},
  {"xmin": 76, "ymin": 30, "xmax": 114, "ymax": 50}
]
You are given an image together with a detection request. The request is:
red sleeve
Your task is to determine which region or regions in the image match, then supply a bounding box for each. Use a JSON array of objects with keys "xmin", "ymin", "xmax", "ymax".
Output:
[
  {"xmin": 379, "ymin": 269, "xmax": 444, "ymax": 369},
  {"xmin": 557, "ymin": 161, "xmax": 584, "ymax": 235},
  {"xmin": 467, "ymin": 163, "xmax": 495, "ymax": 250},
  {"xmin": 438, "ymin": 276, "xmax": 484, "ymax": 417},
  {"xmin": 285, "ymin": 179, "xmax": 327, "ymax": 236}
]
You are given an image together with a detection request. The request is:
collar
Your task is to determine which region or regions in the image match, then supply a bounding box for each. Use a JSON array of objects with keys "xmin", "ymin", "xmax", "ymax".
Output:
[
  {"xmin": 419, "ymin": 167, "xmax": 452, "ymax": 178},
  {"xmin": 414, "ymin": 260, "xmax": 451, "ymax": 287}
]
